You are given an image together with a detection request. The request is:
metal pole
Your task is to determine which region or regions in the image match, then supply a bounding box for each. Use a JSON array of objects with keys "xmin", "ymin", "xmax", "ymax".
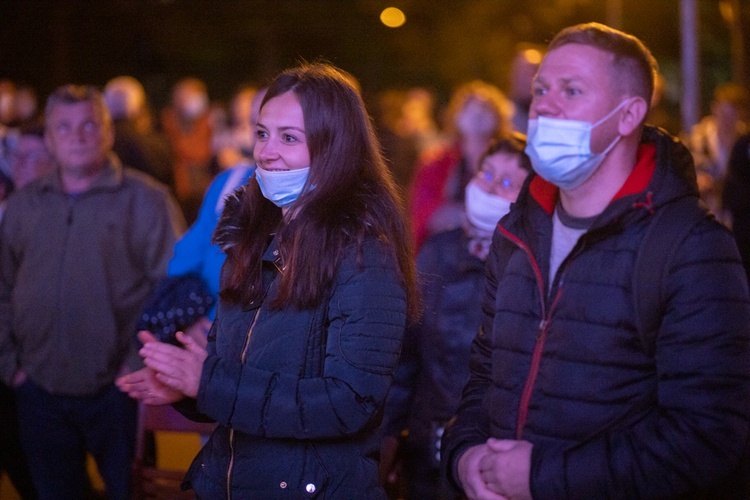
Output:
[{"xmin": 680, "ymin": 0, "xmax": 700, "ymax": 135}]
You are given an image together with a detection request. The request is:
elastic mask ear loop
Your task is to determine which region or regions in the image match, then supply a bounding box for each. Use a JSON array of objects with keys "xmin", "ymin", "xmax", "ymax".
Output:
[
  {"xmin": 591, "ymin": 99, "xmax": 630, "ymax": 156},
  {"xmin": 592, "ymin": 99, "xmax": 631, "ymax": 128},
  {"xmin": 598, "ymin": 133, "xmax": 622, "ymax": 158}
]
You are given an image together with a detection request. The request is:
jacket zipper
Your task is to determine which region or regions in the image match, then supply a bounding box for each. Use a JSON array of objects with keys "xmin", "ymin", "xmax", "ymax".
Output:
[
  {"xmin": 515, "ymin": 286, "xmax": 562, "ymax": 439},
  {"xmin": 226, "ymin": 308, "xmax": 262, "ymax": 499},
  {"xmin": 497, "ymin": 225, "xmax": 564, "ymax": 440}
]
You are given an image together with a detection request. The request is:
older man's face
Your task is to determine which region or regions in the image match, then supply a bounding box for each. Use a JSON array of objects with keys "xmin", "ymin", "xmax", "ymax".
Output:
[{"xmin": 45, "ymin": 101, "xmax": 113, "ymax": 178}]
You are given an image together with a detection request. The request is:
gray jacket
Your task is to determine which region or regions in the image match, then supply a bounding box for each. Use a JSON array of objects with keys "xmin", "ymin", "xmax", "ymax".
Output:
[{"xmin": 0, "ymin": 156, "xmax": 185, "ymax": 395}]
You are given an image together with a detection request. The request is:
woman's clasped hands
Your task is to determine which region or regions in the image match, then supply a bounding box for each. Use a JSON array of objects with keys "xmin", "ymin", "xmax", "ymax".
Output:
[{"xmin": 116, "ymin": 329, "xmax": 207, "ymax": 405}]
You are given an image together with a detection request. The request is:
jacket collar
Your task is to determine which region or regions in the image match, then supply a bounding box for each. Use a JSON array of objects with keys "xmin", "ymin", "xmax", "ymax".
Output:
[
  {"xmin": 40, "ymin": 153, "xmax": 124, "ymax": 194},
  {"xmin": 528, "ymin": 143, "xmax": 657, "ymax": 215}
]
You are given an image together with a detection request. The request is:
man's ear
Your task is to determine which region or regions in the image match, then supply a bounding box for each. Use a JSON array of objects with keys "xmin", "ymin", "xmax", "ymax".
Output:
[{"xmin": 618, "ymin": 97, "xmax": 648, "ymax": 137}]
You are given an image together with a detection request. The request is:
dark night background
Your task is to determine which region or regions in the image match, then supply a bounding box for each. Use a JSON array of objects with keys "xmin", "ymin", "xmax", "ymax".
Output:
[{"xmin": 1, "ymin": 0, "xmax": 748, "ymax": 118}]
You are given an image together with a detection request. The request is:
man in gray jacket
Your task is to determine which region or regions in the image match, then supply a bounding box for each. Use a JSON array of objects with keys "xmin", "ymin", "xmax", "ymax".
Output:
[{"xmin": 0, "ymin": 85, "xmax": 185, "ymax": 500}]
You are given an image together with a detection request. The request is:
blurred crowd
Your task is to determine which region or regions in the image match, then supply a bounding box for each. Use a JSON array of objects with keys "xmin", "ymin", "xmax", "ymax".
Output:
[{"xmin": 3, "ymin": 54, "xmax": 749, "ymax": 252}]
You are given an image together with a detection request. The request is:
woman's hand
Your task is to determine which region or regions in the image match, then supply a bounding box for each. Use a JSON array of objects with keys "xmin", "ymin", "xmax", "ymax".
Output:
[
  {"xmin": 115, "ymin": 365, "xmax": 183, "ymax": 405},
  {"xmin": 138, "ymin": 330, "xmax": 207, "ymax": 398},
  {"xmin": 183, "ymin": 316, "xmax": 212, "ymax": 350}
]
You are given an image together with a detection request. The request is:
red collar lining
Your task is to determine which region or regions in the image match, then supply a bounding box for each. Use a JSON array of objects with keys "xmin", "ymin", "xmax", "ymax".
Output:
[{"xmin": 529, "ymin": 143, "xmax": 657, "ymax": 214}]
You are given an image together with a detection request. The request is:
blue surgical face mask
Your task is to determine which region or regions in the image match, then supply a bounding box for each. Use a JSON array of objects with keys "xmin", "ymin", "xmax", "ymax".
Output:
[
  {"xmin": 255, "ymin": 166, "xmax": 310, "ymax": 208},
  {"xmin": 525, "ymin": 100, "xmax": 629, "ymax": 190}
]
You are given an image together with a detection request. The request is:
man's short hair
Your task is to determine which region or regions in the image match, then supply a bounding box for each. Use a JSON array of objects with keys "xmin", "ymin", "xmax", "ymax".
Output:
[
  {"xmin": 44, "ymin": 85, "xmax": 112, "ymax": 128},
  {"xmin": 548, "ymin": 23, "xmax": 658, "ymax": 107}
]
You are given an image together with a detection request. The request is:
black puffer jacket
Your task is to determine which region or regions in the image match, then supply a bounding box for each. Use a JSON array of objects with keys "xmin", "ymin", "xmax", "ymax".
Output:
[
  {"xmin": 181, "ymin": 227, "xmax": 407, "ymax": 498},
  {"xmin": 442, "ymin": 127, "xmax": 750, "ymax": 498},
  {"xmin": 724, "ymin": 132, "xmax": 750, "ymax": 281}
]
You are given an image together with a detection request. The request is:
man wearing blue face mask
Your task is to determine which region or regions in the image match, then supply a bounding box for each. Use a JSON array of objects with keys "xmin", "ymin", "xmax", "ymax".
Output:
[{"xmin": 441, "ymin": 23, "xmax": 750, "ymax": 499}]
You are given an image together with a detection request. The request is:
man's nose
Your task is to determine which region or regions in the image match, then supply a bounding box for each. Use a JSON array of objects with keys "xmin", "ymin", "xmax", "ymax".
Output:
[{"xmin": 530, "ymin": 94, "xmax": 558, "ymax": 119}]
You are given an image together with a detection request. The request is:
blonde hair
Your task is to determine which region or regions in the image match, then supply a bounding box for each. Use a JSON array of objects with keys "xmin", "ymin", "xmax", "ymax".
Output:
[{"xmin": 444, "ymin": 80, "xmax": 513, "ymax": 139}]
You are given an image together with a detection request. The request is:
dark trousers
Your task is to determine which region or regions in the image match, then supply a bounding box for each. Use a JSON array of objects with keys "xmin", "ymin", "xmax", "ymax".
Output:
[
  {"xmin": 402, "ymin": 441, "xmax": 459, "ymax": 500},
  {"xmin": 15, "ymin": 379, "xmax": 137, "ymax": 500},
  {"xmin": 0, "ymin": 382, "xmax": 36, "ymax": 499}
]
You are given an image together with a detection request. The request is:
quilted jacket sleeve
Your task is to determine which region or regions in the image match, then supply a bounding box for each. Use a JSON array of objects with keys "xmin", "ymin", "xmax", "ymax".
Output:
[
  {"xmin": 197, "ymin": 238, "xmax": 408, "ymax": 439},
  {"xmin": 440, "ymin": 230, "xmax": 503, "ymax": 489},
  {"xmin": 532, "ymin": 219, "xmax": 750, "ymax": 498}
]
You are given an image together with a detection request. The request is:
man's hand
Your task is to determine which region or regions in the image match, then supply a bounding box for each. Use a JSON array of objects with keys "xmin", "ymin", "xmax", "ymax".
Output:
[
  {"xmin": 479, "ymin": 439, "xmax": 533, "ymax": 500},
  {"xmin": 457, "ymin": 443, "xmax": 508, "ymax": 499}
]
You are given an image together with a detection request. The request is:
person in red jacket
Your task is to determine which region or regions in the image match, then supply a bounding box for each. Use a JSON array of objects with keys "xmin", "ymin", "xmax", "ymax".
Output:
[{"xmin": 408, "ymin": 80, "xmax": 513, "ymax": 250}]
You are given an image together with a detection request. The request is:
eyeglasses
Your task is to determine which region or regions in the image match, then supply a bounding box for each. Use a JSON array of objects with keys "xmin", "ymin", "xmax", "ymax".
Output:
[{"xmin": 477, "ymin": 169, "xmax": 519, "ymax": 192}]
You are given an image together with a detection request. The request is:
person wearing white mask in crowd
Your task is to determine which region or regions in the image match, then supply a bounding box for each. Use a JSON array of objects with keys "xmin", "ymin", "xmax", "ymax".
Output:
[
  {"xmin": 409, "ymin": 80, "xmax": 513, "ymax": 250},
  {"xmin": 441, "ymin": 23, "xmax": 750, "ymax": 499},
  {"xmin": 381, "ymin": 133, "xmax": 531, "ymax": 499}
]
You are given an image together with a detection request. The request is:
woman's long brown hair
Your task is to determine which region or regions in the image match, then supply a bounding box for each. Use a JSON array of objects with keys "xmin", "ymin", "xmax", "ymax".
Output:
[{"xmin": 220, "ymin": 63, "xmax": 417, "ymax": 320}]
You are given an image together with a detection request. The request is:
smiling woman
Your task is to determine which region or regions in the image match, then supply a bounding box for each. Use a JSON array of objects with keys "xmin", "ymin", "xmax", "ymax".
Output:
[
  {"xmin": 118, "ymin": 62, "xmax": 418, "ymax": 498},
  {"xmin": 253, "ymin": 91, "xmax": 312, "ymax": 210}
]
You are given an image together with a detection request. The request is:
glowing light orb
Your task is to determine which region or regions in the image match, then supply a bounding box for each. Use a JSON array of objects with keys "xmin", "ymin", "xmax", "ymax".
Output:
[{"xmin": 380, "ymin": 7, "xmax": 406, "ymax": 28}]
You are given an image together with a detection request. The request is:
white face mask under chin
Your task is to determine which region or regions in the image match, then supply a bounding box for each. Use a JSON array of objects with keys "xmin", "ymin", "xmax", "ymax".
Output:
[
  {"xmin": 525, "ymin": 99, "xmax": 629, "ymax": 190},
  {"xmin": 465, "ymin": 180, "xmax": 512, "ymax": 232}
]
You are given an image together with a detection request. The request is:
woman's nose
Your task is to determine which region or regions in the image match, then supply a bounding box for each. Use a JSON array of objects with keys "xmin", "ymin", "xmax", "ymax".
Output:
[{"xmin": 255, "ymin": 139, "xmax": 278, "ymax": 160}]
